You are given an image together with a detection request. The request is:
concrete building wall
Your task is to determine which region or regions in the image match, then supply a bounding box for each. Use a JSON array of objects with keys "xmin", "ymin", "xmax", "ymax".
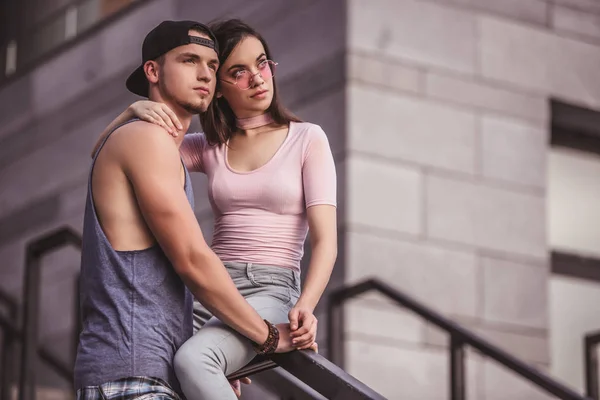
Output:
[{"xmin": 342, "ymin": 0, "xmax": 600, "ymax": 399}]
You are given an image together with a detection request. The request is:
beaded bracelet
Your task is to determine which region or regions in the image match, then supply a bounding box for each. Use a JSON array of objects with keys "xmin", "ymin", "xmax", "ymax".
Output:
[{"xmin": 254, "ymin": 319, "xmax": 280, "ymax": 355}]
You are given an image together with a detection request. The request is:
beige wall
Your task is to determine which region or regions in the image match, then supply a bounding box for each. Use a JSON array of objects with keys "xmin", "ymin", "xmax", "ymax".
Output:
[{"xmin": 343, "ymin": 0, "xmax": 600, "ymax": 398}]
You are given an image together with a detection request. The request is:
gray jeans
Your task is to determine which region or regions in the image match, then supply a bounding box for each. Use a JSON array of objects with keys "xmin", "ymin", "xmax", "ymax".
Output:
[{"xmin": 173, "ymin": 262, "xmax": 301, "ymax": 400}]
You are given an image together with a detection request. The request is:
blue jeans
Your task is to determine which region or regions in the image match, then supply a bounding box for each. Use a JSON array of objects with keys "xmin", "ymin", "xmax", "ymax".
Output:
[{"xmin": 173, "ymin": 262, "xmax": 301, "ymax": 400}]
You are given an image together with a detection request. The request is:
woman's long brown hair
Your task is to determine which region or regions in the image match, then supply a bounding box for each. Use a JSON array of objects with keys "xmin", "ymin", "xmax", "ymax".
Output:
[{"xmin": 199, "ymin": 19, "xmax": 301, "ymax": 146}]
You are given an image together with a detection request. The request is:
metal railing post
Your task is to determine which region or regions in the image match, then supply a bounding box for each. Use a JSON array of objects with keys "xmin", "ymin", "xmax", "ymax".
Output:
[
  {"xmin": 450, "ymin": 335, "xmax": 466, "ymax": 400},
  {"xmin": 327, "ymin": 294, "xmax": 345, "ymax": 368},
  {"xmin": 1, "ymin": 301, "xmax": 18, "ymax": 400},
  {"xmin": 18, "ymin": 251, "xmax": 42, "ymax": 400},
  {"xmin": 73, "ymin": 275, "xmax": 81, "ymax": 363},
  {"xmin": 17, "ymin": 227, "xmax": 82, "ymax": 400},
  {"xmin": 585, "ymin": 334, "xmax": 599, "ymax": 400}
]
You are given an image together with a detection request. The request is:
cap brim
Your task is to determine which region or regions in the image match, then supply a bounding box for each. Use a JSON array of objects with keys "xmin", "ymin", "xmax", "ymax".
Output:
[{"xmin": 126, "ymin": 65, "xmax": 149, "ymax": 97}]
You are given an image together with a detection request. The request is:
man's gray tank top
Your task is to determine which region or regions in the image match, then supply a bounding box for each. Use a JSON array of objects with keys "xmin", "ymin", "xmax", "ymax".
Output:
[{"xmin": 74, "ymin": 120, "xmax": 194, "ymax": 394}]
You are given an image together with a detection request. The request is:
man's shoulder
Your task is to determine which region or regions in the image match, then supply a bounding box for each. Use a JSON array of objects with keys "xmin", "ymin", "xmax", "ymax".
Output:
[
  {"xmin": 113, "ymin": 120, "xmax": 172, "ymax": 143},
  {"xmin": 110, "ymin": 121, "xmax": 177, "ymax": 155}
]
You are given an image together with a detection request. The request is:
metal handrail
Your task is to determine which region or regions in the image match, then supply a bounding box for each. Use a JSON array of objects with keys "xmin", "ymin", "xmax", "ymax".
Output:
[
  {"xmin": 18, "ymin": 226, "xmax": 82, "ymax": 400},
  {"xmin": 0, "ymin": 228, "xmax": 80, "ymax": 400},
  {"xmin": 226, "ymin": 356, "xmax": 274, "ymax": 380},
  {"xmin": 271, "ymin": 349, "xmax": 385, "ymax": 400},
  {"xmin": 585, "ymin": 330, "xmax": 600, "ymax": 399},
  {"xmin": 327, "ymin": 278, "xmax": 590, "ymax": 400},
  {"xmin": 227, "ymin": 350, "xmax": 386, "ymax": 400},
  {"xmin": 0, "ymin": 290, "xmax": 18, "ymax": 400}
]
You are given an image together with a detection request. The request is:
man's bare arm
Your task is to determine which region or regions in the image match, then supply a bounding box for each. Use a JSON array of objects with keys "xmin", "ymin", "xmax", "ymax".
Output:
[{"xmin": 114, "ymin": 123, "xmax": 272, "ymax": 345}]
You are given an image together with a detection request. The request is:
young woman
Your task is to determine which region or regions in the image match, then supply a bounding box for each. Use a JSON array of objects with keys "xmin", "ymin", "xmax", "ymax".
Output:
[{"xmin": 98, "ymin": 19, "xmax": 337, "ymax": 400}]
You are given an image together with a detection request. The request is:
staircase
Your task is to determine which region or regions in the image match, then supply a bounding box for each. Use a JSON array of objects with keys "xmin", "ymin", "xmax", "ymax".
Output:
[{"xmin": 0, "ymin": 227, "xmax": 598, "ymax": 400}]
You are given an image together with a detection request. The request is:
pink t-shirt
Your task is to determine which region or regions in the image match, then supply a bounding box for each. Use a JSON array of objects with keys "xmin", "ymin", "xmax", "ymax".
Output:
[{"xmin": 180, "ymin": 122, "xmax": 337, "ymax": 271}]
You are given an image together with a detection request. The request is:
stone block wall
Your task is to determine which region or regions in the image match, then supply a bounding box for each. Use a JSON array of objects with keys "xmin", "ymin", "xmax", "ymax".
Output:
[{"xmin": 342, "ymin": 0, "xmax": 600, "ymax": 398}]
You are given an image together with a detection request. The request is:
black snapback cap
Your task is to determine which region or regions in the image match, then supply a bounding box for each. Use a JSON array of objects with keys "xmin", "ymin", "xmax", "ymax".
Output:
[{"xmin": 126, "ymin": 20, "xmax": 219, "ymax": 97}]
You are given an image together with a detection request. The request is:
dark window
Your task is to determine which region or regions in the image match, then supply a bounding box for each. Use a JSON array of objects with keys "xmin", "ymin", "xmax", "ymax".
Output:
[
  {"xmin": 1, "ymin": 0, "xmax": 142, "ymax": 84},
  {"xmin": 550, "ymin": 99, "xmax": 600, "ymax": 281}
]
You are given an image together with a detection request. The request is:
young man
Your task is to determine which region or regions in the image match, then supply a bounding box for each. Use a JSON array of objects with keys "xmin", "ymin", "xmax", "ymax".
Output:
[{"xmin": 74, "ymin": 20, "xmax": 292, "ymax": 400}]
